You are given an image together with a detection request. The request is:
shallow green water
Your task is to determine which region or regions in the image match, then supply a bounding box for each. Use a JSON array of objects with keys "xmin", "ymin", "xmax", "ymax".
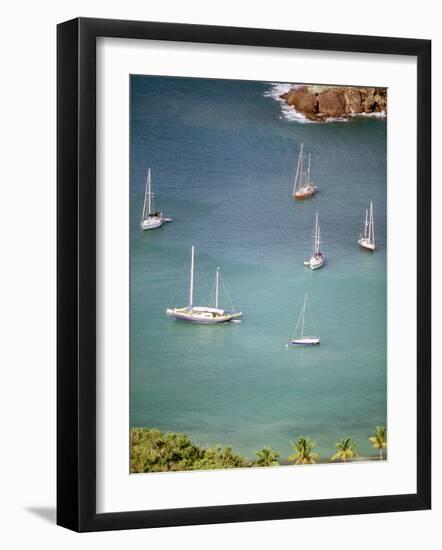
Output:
[{"xmin": 130, "ymin": 76, "xmax": 387, "ymax": 461}]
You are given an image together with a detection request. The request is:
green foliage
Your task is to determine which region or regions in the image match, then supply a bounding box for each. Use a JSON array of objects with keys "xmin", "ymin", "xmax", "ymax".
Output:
[
  {"xmin": 253, "ymin": 446, "xmax": 280, "ymax": 467},
  {"xmin": 131, "ymin": 426, "xmax": 387, "ymax": 472},
  {"xmin": 369, "ymin": 426, "xmax": 387, "ymax": 460},
  {"xmin": 288, "ymin": 436, "xmax": 320, "ymax": 465},
  {"xmin": 193, "ymin": 445, "xmax": 248, "ymax": 470},
  {"xmin": 130, "ymin": 428, "xmax": 248, "ymax": 473},
  {"xmin": 331, "ymin": 437, "xmax": 358, "ymax": 462}
]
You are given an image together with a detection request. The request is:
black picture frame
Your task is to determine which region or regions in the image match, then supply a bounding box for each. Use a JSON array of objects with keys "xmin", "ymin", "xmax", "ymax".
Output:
[{"xmin": 57, "ymin": 17, "xmax": 431, "ymax": 532}]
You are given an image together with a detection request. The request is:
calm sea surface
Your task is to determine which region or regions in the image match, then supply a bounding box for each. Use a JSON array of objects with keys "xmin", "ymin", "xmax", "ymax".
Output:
[{"xmin": 130, "ymin": 76, "xmax": 387, "ymax": 461}]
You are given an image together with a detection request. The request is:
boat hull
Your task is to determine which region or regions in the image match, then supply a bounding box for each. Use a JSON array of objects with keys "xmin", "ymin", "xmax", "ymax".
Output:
[
  {"xmin": 358, "ymin": 237, "xmax": 375, "ymax": 251},
  {"xmin": 293, "ymin": 185, "xmax": 317, "ymax": 200},
  {"xmin": 308, "ymin": 256, "xmax": 325, "ymax": 270},
  {"xmin": 290, "ymin": 337, "xmax": 320, "ymax": 346},
  {"xmin": 166, "ymin": 307, "xmax": 242, "ymax": 324},
  {"xmin": 140, "ymin": 215, "xmax": 165, "ymax": 230}
]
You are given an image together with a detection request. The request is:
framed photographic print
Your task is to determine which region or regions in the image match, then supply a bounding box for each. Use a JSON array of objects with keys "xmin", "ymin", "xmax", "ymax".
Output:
[{"xmin": 57, "ymin": 17, "xmax": 431, "ymax": 532}]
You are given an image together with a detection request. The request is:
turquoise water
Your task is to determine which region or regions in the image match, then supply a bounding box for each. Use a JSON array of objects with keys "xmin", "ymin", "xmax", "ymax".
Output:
[{"xmin": 130, "ymin": 76, "xmax": 387, "ymax": 461}]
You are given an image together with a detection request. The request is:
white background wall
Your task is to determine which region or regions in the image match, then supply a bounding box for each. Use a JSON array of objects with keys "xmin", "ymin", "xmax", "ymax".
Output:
[{"xmin": 0, "ymin": 0, "xmax": 439, "ymax": 547}]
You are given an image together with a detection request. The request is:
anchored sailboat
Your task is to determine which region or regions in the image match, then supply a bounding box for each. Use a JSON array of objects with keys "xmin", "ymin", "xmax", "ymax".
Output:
[
  {"xmin": 287, "ymin": 294, "xmax": 320, "ymax": 347},
  {"xmin": 140, "ymin": 168, "xmax": 172, "ymax": 230},
  {"xmin": 292, "ymin": 143, "xmax": 317, "ymax": 200},
  {"xmin": 358, "ymin": 201, "xmax": 375, "ymax": 251},
  {"xmin": 166, "ymin": 246, "xmax": 242, "ymax": 324},
  {"xmin": 304, "ymin": 212, "xmax": 324, "ymax": 270}
]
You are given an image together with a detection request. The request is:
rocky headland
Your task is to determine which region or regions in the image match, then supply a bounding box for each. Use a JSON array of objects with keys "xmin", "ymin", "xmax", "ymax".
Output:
[{"xmin": 280, "ymin": 85, "xmax": 387, "ymax": 122}]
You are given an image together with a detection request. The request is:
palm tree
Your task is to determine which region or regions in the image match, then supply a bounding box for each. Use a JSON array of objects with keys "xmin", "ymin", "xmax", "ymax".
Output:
[
  {"xmin": 288, "ymin": 436, "xmax": 320, "ymax": 465},
  {"xmin": 369, "ymin": 426, "xmax": 387, "ymax": 461},
  {"xmin": 331, "ymin": 437, "xmax": 358, "ymax": 462},
  {"xmin": 253, "ymin": 446, "xmax": 280, "ymax": 467}
]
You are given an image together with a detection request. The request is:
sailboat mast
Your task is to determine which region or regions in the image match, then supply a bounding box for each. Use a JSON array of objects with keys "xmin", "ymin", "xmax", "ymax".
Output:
[
  {"xmin": 215, "ymin": 267, "xmax": 220, "ymax": 309},
  {"xmin": 307, "ymin": 153, "xmax": 311, "ymax": 185},
  {"xmin": 301, "ymin": 294, "xmax": 307, "ymax": 337},
  {"xmin": 370, "ymin": 201, "xmax": 375, "ymax": 246},
  {"xmin": 368, "ymin": 203, "xmax": 372, "ymax": 243},
  {"xmin": 299, "ymin": 145, "xmax": 304, "ymax": 191},
  {"xmin": 314, "ymin": 213, "xmax": 320, "ymax": 255},
  {"xmin": 189, "ymin": 246, "xmax": 195, "ymax": 309},
  {"xmin": 147, "ymin": 168, "xmax": 153, "ymax": 216},
  {"xmin": 141, "ymin": 171, "xmax": 149, "ymax": 223},
  {"xmin": 364, "ymin": 208, "xmax": 368, "ymax": 238},
  {"xmin": 293, "ymin": 142, "xmax": 304, "ymax": 194}
]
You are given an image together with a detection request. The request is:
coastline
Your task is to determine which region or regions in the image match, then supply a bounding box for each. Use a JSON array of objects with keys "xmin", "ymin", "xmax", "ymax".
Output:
[
  {"xmin": 130, "ymin": 427, "xmax": 386, "ymax": 473},
  {"xmin": 266, "ymin": 83, "xmax": 387, "ymax": 123},
  {"xmin": 278, "ymin": 455, "xmax": 385, "ymax": 466}
]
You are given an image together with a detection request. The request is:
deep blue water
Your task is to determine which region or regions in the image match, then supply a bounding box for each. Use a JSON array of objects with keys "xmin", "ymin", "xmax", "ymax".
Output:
[{"xmin": 130, "ymin": 76, "xmax": 387, "ymax": 462}]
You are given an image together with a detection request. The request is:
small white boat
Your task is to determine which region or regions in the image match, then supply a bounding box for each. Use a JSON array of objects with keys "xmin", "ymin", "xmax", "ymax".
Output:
[
  {"xmin": 166, "ymin": 246, "xmax": 242, "ymax": 324},
  {"xmin": 292, "ymin": 143, "xmax": 317, "ymax": 200},
  {"xmin": 358, "ymin": 201, "xmax": 375, "ymax": 251},
  {"xmin": 288, "ymin": 294, "xmax": 320, "ymax": 347},
  {"xmin": 304, "ymin": 212, "xmax": 324, "ymax": 270},
  {"xmin": 140, "ymin": 168, "xmax": 172, "ymax": 230}
]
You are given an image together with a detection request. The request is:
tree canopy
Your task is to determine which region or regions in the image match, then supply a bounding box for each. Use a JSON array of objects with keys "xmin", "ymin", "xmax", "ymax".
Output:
[
  {"xmin": 130, "ymin": 428, "xmax": 248, "ymax": 473},
  {"xmin": 369, "ymin": 426, "xmax": 387, "ymax": 460},
  {"xmin": 288, "ymin": 436, "xmax": 320, "ymax": 465},
  {"xmin": 331, "ymin": 437, "xmax": 359, "ymax": 462}
]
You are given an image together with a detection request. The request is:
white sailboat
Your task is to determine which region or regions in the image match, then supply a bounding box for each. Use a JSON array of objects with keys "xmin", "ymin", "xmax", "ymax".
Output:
[
  {"xmin": 140, "ymin": 168, "xmax": 172, "ymax": 230},
  {"xmin": 292, "ymin": 143, "xmax": 317, "ymax": 200},
  {"xmin": 358, "ymin": 201, "xmax": 375, "ymax": 251},
  {"xmin": 166, "ymin": 246, "xmax": 242, "ymax": 324},
  {"xmin": 304, "ymin": 212, "xmax": 325, "ymax": 270},
  {"xmin": 287, "ymin": 294, "xmax": 320, "ymax": 347}
]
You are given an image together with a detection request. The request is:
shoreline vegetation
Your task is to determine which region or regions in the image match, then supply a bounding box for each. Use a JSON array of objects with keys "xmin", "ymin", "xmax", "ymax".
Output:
[
  {"xmin": 130, "ymin": 426, "xmax": 387, "ymax": 473},
  {"xmin": 280, "ymin": 85, "xmax": 387, "ymax": 122}
]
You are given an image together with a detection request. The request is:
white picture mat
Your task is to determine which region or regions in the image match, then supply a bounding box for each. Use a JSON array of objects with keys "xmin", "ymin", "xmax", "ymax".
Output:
[{"xmin": 96, "ymin": 37, "xmax": 417, "ymax": 514}]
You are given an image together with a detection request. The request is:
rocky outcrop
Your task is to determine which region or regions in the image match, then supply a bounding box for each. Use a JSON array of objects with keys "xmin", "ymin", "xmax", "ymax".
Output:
[
  {"xmin": 287, "ymin": 86, "xmax": 317, "ymax": 115},
  {"xmin": 319, "ymin": 89, "xmax": 347, "ymax": 118},
  {"xmin": 281, "ymin": 85, "xmax": 387, "ymax": 121}
]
